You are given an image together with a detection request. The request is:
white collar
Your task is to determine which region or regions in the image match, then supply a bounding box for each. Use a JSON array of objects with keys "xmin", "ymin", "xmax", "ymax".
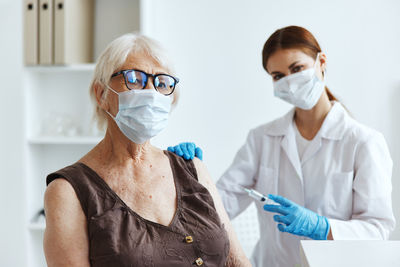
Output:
[{"xmin": 263, "ymin": 101, "xmax": 348, "ymax": 140}]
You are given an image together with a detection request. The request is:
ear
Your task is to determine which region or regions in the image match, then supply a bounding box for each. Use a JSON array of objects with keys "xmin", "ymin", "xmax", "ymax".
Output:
[
  {"xmin": 93, "ymin": 83, "xmax": 109, "ymax": 111},
  {"xmin": 319, "ymin": 52, "xmax": 327, "ymax": 73}
]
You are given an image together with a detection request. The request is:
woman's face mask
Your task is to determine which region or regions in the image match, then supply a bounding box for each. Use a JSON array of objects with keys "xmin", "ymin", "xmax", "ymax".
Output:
[
  {"xmin": 272, "ymin": 53, "xmax": 325, "ymax": 110},
  {"xmin": 106, "ymin": 87, "xmax": 172, "ymax": 144}
]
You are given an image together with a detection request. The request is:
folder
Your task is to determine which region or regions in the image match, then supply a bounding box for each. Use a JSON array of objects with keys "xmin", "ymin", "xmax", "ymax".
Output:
[
  {"xmin": 39, "ymin": 0, "xmax": 54, "ymax": 64},
  {"xmin": 24, "ymin": 0, "xmax": 39, "ymax": 65},
  {"xmin": 54, "ymin": 0, "xmax": 94, "ymax": 65}
]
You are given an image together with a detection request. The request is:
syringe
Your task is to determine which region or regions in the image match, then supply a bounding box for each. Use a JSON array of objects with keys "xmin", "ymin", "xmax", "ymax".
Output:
[{"xmin": 242, "ymin": 187, "xmax": 278, "ymax": 205}]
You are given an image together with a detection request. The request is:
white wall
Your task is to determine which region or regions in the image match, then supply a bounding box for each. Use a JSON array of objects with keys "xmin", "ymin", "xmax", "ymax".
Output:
[
  {"xmin": 147, "ymin": 0, "xmax": 400, "ymax": 240},
  {"xmin": 0, "ymin": 0, "xmax": 25, "ymax": 266}
]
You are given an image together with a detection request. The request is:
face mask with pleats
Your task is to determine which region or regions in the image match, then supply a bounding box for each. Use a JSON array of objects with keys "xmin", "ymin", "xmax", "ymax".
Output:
[
  {"xmin": 273, "ymin": 53, "xmax": 325, "ymax": 110},
  {"xmin": 106, "ymin": 87, "xmax": 172, "ymax": 144}
]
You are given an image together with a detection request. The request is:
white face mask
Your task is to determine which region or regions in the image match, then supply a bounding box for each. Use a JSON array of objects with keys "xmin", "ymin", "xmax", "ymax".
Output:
[
  {"xmin": 106, "ymin": 87, "xmax": 172, "ymax": 144},
  {"xmin": 273, "ymin": 53, "xmax": 325, "ymax": 110}
]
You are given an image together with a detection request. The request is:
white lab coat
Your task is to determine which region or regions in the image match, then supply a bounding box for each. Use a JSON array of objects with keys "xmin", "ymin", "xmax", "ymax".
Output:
[{"xmin": 216, "ymin": 102, "xmax": 395, "ymax": 267}]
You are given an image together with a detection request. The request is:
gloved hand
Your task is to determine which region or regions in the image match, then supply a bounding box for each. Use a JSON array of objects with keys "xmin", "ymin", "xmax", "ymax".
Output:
[
  {"xmin": 167, "ymin": 142, "xmax": 203, "ymax": 161},
  {"xmin": 263, "ymin": 194, "xmax": 330, "ymax": 240}
]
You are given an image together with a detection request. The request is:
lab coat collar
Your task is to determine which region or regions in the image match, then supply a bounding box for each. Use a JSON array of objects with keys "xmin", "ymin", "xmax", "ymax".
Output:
[
  {"xmin": 264, "ymin": 101, "xmax": 347, "ymax": 141},
  {"xmin": 318, "ymin": 102, "xmax": 347, "ymax": 140}
]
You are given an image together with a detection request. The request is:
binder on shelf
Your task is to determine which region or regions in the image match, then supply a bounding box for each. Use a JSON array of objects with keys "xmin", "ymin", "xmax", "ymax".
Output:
[
  {"xmin": 54, "ymin": 0, "xmax": 94, "ymax": 65},
  {"xmin": 24, "ymin": 0, "xmax": 39, "ymax": 65},
  {"xmin": 39, "ymin": 0, "xmax": 54, "ymax": 64}
]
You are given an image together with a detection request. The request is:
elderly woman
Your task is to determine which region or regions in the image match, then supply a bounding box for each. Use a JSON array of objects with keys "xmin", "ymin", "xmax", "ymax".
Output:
[{"xmin": 43, "ymin": 33, "xmax": 251, "ymax": 267}]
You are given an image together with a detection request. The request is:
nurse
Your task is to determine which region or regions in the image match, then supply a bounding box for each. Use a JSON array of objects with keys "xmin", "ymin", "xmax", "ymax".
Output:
[{"xmin": 168, "ymin": 25, "xmax": 396, "ymax": 267}]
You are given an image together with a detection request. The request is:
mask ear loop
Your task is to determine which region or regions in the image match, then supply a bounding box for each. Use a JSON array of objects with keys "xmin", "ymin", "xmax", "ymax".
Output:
[
  {"xmin": 106, "ymin": 85, "xmax": 119, "ymax": 95},
  {"xmin": 105, "ymin": 85, "xmax": 119, "ymax": 119},
  {"xmin": 313, "ymin": 52, "xmax": 320, "ymax": 68}
]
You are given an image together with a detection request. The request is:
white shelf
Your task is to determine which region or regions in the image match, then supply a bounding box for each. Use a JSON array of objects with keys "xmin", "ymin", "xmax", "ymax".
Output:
[
  {"xmin": 28, "ymin": 136, "xmax": 103, "ymax": 145},
  {"xmin": 25, "ymin": 64, "xmax": 96, "ymax": 73},
  {"xmin": 28, "ymin": 222, "xmax": 46, "ymax": 231}
]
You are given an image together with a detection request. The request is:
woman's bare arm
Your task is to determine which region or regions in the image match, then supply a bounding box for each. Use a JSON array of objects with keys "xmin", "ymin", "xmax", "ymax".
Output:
[
  {"xmin": 193, "ymin": 158, "xmax": 252, "ymax": 267},
  {"xmin": 43, "ymin": 179, "xmax": 90, "ymax": 267}
]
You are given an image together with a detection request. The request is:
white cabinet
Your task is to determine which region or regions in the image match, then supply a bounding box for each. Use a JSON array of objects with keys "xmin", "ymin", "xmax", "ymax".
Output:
[
  {"xmin": 24, "ymin": 61, "xmax": 102, "ymax": 267},
  {"xmin": 24, "ymin": 1, "xmax": 142, "ymax": 266}
]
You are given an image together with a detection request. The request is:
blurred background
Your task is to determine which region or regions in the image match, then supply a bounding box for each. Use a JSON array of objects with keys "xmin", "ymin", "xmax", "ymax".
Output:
[{"xmin": 0, "ymin": 0, "xmax": 399, "ymax": 266}]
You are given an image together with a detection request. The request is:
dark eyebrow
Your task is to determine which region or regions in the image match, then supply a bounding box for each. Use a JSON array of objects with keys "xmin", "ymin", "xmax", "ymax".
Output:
[
  {"xmin": 288, "ymin": 61, "xmax": 300, "ymax": 69},
  {"xmin": 270, "ymin": 71, "xmax": 282, "ymax": 75},
  {"xmin": 270, "ymin": 61, "xmax": 300, "ymax": 75}
]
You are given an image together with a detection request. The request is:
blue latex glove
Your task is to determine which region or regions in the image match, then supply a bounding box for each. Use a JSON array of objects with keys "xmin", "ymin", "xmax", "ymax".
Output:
[
  {"xmin": 167, "ymin": 142, "xmax": 203, "ymax": 161},
  {"xmin": 263, "ymin": 194, "xmax": 330, "ymax": 240}
]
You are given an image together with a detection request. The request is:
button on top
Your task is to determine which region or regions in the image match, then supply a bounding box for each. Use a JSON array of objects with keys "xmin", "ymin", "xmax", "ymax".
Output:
[
  {"xmin": 195, "ymin": 257, "xmax": 203, "ymax": 266},
  {"xmin": 185, "ymin": 235, "xmax": 193, "ymax": 243}
]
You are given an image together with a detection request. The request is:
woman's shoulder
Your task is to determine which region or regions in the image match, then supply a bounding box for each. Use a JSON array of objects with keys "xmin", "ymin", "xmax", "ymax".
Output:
[
  {"xmin": 44, "ymin": 176, "xmax": 86, "ymax": 225},
  {"xmin": 46, "ymin": 161, "xmax": 111, "ymax": 219},
  {"xmin": 45, "ymin": 177, "xmax": 79, "ymax": 209},
  {"xmin": 164, "ymin": 150, "xmax": 199, "ymax": 181},
  {"xmin": 342, "ymin": 112, "xmax": 387, "ymax": 146},
  {"xmin": 248, "ymin": 109, "xmax": 296, "ymax": 139},
  {"xmin": 44, "ymin": 177, "xmax": 89, "ymax": 265},
  {"xmin": 47, "ymin": 162, "xmax": 85, "ymax": 186},
  {"xmin": 191, "ymin": 157, "xmax": 211, "ymax": 186}
]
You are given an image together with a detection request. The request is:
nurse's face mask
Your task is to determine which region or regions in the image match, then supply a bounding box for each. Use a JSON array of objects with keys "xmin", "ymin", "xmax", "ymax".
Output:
[{"xmin": 273, "ymin": 53, "xmax": 325, "ymax": 110}]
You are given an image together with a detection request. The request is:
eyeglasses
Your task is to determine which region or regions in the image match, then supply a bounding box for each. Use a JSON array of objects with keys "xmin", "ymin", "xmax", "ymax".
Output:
[{"xmin": 111, "ymin": 69, "xmax": 179, "ymax": 96}]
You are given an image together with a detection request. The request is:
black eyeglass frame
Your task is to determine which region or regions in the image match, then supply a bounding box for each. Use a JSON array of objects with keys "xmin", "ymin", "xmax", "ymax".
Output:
[{"xmin": 111, "ymin": 69, "xmax": 179, "ymax": 96}]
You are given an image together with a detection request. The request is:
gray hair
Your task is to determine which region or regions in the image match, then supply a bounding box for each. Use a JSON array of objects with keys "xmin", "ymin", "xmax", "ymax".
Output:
[{"xmin": 89, "ymin": 32, "xmax": 179, "ymax": 130}]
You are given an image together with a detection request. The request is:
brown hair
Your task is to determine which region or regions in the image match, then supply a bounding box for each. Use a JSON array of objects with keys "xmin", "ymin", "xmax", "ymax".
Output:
[{"xmin": 262, "ymin": 25, "xmax": 338, "ymax": 102}]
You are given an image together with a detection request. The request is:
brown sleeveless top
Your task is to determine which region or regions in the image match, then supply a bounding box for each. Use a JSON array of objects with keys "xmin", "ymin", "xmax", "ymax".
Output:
[{"xmin": 46, "ymin": 151, "xmax": 230, "ymax": 267}]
